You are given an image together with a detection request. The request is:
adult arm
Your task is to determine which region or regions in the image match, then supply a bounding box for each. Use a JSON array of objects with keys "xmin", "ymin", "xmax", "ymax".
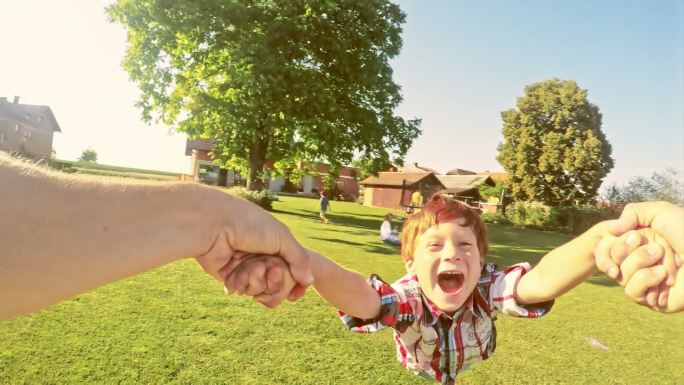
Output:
[{"xmin": 0, "ymin": 154, "xmax": 310, "ymax": 319}]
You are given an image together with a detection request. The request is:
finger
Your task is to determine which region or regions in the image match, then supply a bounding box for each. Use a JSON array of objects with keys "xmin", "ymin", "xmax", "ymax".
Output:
[
  {"xmin": 277, "ymin": 232, "xmax": 314, "ymax": 288},
  {"xmin": 255, "ymin": 292, "xmax": 286, "ymax": 309},
  {"xmin": 660, "ymin": 244, "xmax": 677, "ymax": 286},
  {"xmin": 624, "ymin": 265, "xmax": 667, "ymax": 304},
  {"xmin": 218, "ymin": 255, "xmax": 249, "ymax": 281},
  {"xmin": 287, "ymin": 283, "xmax": 309, "ymax": 301},
  {"xmin": 604, "ymin": 217, "xmax": 637, "ymax": 236},
  {"xmin": 245, "ymin": 263, "xmax": 267, "ymax": 296},
  {"xmin": 657, "ymin": 281, "xmax": 669, "ymax": 309},
  {"xmin": 232, "ymin": 264, "xmax": 252, "ymax": 295},
  {"xmin": 611, "ymin": 230, "xmax": 644, "ymax": 266},
  {"xmin": 645, "ymin": 287, "xmax": 658, "ymax": 309},
  {"xmin": 618, "ymin": 244, "xmax": 663, "ymax": 286},
  {"xmin": 265, "ymin": 265, "xmax": 284, "ymax": 295},
  {"xmin": 595, "ymin": 236, "xmax": 619, "ymax": 279}
]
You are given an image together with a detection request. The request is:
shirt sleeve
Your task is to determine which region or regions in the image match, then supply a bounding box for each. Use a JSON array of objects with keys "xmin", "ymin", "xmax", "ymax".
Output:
[
  {"xmin": 488, "ymin": 263, "xmax": 554, "ymax": 318},
  {"xmin": 338, "ymin": 274, "xmax": 416, "ymax": 333}
]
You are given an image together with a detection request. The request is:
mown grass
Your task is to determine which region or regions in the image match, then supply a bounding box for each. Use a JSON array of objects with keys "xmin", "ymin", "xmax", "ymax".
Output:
[{"xmin": 1, "ymin": 195, "xmax": 682, "ymax": 384}]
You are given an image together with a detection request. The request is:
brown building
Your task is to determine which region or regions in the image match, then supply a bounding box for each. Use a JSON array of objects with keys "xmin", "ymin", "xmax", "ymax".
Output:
[
  {"xmin": 360, "ymin": 172, "xmax": 444, "ymax": 211},
  {"xmin": 185, "ymin": 139, "xmax": 359, "ymax": 197},
  {"xmin": 0, "ymin": 96, "xmax": 61, "ymax": 159}
]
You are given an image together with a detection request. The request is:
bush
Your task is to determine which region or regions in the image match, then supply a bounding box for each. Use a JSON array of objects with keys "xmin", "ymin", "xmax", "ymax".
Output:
[
  {"xmin": 226, "ymin": 187, "xmax": 279, "ymax": 211},
  {"xmin": 504, "ymin": 201, "xmax": 618, "ymax": 234},
  {"xmin": 505, "ymin": 201, "xmax": 552, "ymax": 229},
  {"xmin": 480, "ymin": 211, "xmax": 512, "ymax": 225}
]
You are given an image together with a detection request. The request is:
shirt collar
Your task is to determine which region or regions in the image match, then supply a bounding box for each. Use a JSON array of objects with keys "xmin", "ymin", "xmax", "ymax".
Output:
[{"xmin": 412, "ymin": 275, "xmax": 489, "ymax": 325}]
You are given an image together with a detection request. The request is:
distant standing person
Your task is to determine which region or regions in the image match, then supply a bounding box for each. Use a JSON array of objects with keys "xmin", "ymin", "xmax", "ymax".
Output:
[
  {"xmin": 319, "ymin": 191, "xmax": 331, "ymax": 223},
  {"xmin": 380, "ymin": 213, "xmax": 401, "ymax": 246}
]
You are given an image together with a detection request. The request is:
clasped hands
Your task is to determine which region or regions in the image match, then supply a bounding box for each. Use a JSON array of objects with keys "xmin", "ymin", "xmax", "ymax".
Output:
[{"xmin": 219, "ymin": 201, "xmax": 684, "ymax": 313}]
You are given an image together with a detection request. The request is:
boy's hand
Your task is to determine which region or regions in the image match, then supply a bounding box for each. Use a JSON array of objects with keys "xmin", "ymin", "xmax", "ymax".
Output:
[{"xmin": 222, "ymin": 254, "xmax": 297, "ymax": 308}]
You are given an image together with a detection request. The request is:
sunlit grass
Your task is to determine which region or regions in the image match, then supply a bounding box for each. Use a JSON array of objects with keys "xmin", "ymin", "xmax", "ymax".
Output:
[{"xmin": 1, "ymin": 195, "xmax": 681, "ymax": 384}]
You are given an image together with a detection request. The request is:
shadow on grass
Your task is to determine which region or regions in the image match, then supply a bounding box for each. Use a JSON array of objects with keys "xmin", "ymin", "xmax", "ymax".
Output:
[
  {"xmin": 272, "ymin": 208, "xmax": 383, "ymax": 232},
  {"xmin": 310, "ymin": 236, "xmax": 400, "ymax": 256},
  {"xmin": 585, "ymin": 273, "xmax": 620, "ymax": 287}
]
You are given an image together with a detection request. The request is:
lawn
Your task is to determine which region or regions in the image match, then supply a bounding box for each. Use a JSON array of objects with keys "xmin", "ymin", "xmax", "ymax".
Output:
[{"xmin": 1, "ymin": 195, "xmax": 682, "ymax": 384}]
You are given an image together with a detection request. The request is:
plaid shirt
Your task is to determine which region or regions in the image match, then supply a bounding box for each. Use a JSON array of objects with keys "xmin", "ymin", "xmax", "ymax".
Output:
[{"xmin": 338, "ymin": 263, "xmax": 553, "ymax": 385}]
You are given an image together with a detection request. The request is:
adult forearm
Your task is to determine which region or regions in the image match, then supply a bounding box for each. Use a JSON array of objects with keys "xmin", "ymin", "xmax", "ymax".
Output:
[
  {"xmin": 516, "ymin": 224, "xmax": 602, "ymax": 304},
  {"xmin": 309, "ymin": 250, "xmax": 380, "ymax": 319},
  {"xmin": 0, "ymin": 158, "xmax": 221, "ymax": 319}
]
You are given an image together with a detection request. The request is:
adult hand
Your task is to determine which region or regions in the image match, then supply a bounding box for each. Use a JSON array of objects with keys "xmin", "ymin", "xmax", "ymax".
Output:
[
  {"xmin": 194, "ymin": 189, "xmax": 311, "ymax": 301},
  {"xmin": 601, "ymin": 202, "xmax": 682, "ymax": 282},
  {"xmin": 595, "ymin": 201, "xmax": 684, "ymax": 312}
]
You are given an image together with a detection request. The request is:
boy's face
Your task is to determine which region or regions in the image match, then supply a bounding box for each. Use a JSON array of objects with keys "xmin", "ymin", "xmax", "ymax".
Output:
[{"xmin": 406, "ymin": 218, "xmax": 482, "ymax": 313}]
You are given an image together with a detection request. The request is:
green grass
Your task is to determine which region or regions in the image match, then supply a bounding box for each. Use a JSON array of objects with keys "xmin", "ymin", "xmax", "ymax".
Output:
[
  {"xmin": 1, "ymin": 195, "xmax": 682, "ymax": 384},
  {"xmin": 48, "ymin": 159, "xmax": 178, "ymax": 180}
]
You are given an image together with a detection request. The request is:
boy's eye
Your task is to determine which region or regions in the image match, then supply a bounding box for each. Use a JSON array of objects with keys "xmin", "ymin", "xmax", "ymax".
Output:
[
  {"xmin": 458, "ymin": 241, "xmax": 472, "ymax": 247},
  {"xmin": 426, "ymin": 242, "xmax": 442, "ymax": 249}
]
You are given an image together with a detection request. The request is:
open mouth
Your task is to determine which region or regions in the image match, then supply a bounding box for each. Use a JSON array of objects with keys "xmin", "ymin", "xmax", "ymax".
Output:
[{"xmin": 437, "ymin": 271, "xmax": 465, "ymax": 294}]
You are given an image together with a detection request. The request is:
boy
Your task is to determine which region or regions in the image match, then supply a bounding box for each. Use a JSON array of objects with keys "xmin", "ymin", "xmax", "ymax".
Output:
[
  {"xmin": 319, "ymin": 191, "xmax": 330, "ymax": 224},
  {"xmin": 225, "ymin": 194, "xmax": 674, "ymax": 384}
]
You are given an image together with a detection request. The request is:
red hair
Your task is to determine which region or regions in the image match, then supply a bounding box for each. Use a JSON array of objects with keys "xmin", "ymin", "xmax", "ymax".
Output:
[{"xmin": 400, "ymin": 193, "xmax": 489, "ymax": 263}]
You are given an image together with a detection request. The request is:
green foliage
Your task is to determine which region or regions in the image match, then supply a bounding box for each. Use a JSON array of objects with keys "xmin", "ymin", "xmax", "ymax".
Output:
[
  {"xmin": 505, "ymin": 201, "xmax": 618, "ymax": 233},
  {"xmin": 497, "ymin": 79, "xmax": 614, "ymax": 206},
  {"xmin": 225, "ymin": 186, "xmax": 278, "ymax": 210},
  {"xmin": 0, "ymin": 196, "xmax": 681, "ymax": 384},
  {"xmin": 108, "ymin": 0, "xmax": 421, "ymax": 190},
  {"xmin": 478, "ymin": 180, "xmax": 507, "ymax": 201},
  {"xmin": 79, "ymin": 148, "xmax": 98, "ymax": 162},
  {"xmin": 601, "ymin": 169, "xmax": 684, "ymax": 205},
  {"xmin": 480, "ymin": 211, "xmax": 511, "ymax": 225}
]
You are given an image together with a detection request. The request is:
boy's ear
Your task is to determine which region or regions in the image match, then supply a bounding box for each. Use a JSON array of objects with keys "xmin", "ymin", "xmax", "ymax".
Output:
[{"xmin": 405, "ymin": 259, "xmax": 415, "ymax": 273}]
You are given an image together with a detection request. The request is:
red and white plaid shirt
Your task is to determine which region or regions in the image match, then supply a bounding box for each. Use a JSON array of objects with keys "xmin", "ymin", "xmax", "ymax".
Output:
[{"xmin": 338, "ymin": 263, "xmax": 553, "ymax": 385}]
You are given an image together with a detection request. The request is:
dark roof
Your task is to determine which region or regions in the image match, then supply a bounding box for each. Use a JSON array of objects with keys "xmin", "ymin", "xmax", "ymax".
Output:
[
  {"xmin": 185, "ymin": 139, "xmax": 216, "ymax": 156},
  {"xmin": 361, "ymin": 172, "xmax": 442, "ymax": 187},
  {"xmin": 435, "ymin": 175, "xmax": 495, "ymax": 194},
  {"xmin": 477, "ymin": 171, "xmax": 507, "ymax": 182},
  {"xmin": 0, "ymin": 98, "xmax": 61, "ymax": 132},
  {"xmin": 445, "ymin": 168, "xmax": 476, "ymax": 175},
  {"xmin": 400, "ymin": 163, "xmax": 440, "ymax": 174}
]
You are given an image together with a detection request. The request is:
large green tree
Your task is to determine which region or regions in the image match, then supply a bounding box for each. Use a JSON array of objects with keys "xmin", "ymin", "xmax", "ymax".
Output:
[
  {"xmin": 108, "ymin": 0, "xmax": 421, "ymax": 190},
  {"xmin": 496, "ymin": 79, "xmax": 614, "ymax": 206}
]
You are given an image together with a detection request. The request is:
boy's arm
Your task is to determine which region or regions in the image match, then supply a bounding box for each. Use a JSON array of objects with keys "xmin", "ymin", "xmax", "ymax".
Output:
[
  {"xmin": 224, "ymin": 250, "xmax": 381, "ymax": 319},
  {"xmin": 515, "ymin": 220, "xmax": 627, "ymax": 305},
  {"xmin": 308, "ymin": 250, "xmax": 380, "ymax": 319}
]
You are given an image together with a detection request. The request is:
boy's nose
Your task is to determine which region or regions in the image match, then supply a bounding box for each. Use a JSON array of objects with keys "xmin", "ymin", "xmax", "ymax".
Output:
[{"xmin": 440, "ymin": 244, "xmax": 460, "ymax": 261}]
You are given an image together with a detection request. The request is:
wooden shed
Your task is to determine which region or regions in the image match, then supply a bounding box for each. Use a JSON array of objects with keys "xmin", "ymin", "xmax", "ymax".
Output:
[{"xmin": 360, "ymin": 172, "xmax": 444, "ymax": 210}]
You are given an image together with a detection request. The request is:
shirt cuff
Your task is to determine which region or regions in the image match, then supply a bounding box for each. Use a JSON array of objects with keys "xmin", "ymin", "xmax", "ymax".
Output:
[
  {"xmin": 491, "ymin": 263, "xmax": 554, "ymax": 318},
  {"xmin": 338, "ymin": 274, "xmax": 408, "ymax": 333}
]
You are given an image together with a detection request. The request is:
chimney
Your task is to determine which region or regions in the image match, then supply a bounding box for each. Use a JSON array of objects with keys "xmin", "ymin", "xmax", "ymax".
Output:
[
  {"xmin": 414, "ymin": 162, "xmax": 419, "ymax": 168},
  {"xmin": 13, "ymin": 96, "xmax": 20, "ymax": 104}
]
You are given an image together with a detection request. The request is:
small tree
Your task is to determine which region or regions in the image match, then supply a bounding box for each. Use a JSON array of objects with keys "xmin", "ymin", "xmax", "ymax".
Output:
[
  {"xmin": 79, "ymin": 148, "xmax": 98, "ymax": 163},
  {"xmin": 602, "ymin": 169, "xmax": 684, "ymax": 205}
]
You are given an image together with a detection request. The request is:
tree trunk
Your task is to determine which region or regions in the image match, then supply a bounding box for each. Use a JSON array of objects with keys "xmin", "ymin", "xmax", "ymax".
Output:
[{"xmin": 247, "ymin": 129, "xmax": 268, "ymax": 191}]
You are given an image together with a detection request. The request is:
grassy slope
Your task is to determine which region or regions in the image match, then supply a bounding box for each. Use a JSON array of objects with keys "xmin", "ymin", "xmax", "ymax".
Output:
[{"xmin": 0, "ymin": 195, "xmax": 682, "ymax": 384}]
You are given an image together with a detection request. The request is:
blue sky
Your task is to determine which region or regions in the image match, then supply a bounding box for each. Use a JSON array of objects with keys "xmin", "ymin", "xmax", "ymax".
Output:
[{"xmin": 1, "ymin": 0, "xmax": 682, "ymax": 188}]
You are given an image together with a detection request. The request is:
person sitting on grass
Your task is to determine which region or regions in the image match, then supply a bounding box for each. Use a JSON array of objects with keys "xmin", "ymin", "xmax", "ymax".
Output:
[
  {"xmin": 223, "ymin": 194, "xmax": 677, "ymax": 384},
  {"xmin": 380, "ymin": 213, "xmax": 401, "ymax": 246}
]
